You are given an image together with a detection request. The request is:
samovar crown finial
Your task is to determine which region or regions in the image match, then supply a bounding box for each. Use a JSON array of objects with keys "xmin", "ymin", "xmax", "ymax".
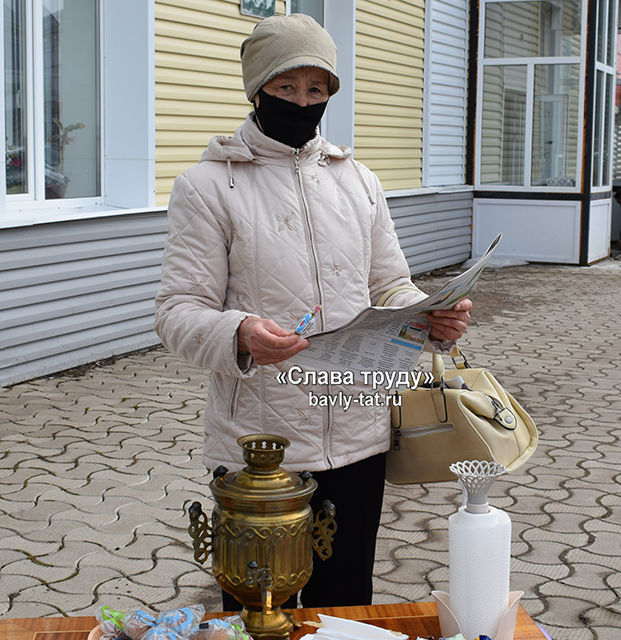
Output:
[{"xmin": 238, "ymin": 434, "xmax": 290, "ymax": 471}]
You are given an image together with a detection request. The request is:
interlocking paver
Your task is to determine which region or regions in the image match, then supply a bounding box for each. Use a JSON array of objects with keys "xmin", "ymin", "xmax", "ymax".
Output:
[
  {"xmin": 1, "ymin": 560, "xmax": 78, "ymax": 585},
  {"xmin": 0, "ymin": 574, "xmax": 43, "ymax": 602},
  {"xmin": 1, "ymin": 259, "xmax": 621, "ymax": 637}
]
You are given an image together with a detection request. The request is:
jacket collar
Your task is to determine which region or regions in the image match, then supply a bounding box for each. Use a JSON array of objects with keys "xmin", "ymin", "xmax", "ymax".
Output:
[{"xmin": 200, "ymin": 114, "xmax": 351, "ymax": 167}]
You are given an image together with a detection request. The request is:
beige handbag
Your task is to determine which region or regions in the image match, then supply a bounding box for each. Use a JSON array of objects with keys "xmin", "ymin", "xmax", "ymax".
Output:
[{"xmin": 386, "ymin": 349, "xmax": 538, "ymax": 484}]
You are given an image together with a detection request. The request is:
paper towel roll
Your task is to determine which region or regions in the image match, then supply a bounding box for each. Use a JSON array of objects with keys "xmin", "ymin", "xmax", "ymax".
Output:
[{"xmin": 448, "ymin": 505, "xmax": 511, "ymax": 640}]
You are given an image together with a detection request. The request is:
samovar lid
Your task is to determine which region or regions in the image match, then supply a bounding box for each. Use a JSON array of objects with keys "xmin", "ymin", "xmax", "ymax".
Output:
[{"xmin": 210, "ymin": 434, "xmax": 316, "ymax": 510}]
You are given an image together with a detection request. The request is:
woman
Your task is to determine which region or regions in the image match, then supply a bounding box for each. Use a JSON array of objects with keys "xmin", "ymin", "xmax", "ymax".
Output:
[{"xmin": 154, "ymin": 13, "xmax": 471, "ymax": 609}]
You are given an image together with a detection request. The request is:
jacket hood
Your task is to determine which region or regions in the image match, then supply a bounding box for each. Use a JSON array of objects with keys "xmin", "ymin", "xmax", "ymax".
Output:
[{"xmin": 199, "ymin": 113, "xmax": 351, "ymax": 164}]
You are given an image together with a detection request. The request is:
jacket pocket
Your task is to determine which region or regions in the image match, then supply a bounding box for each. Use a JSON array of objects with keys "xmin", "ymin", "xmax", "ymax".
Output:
[{"xmin": 229, "ymin": 378, "xmax": 240, "ymax": 421}]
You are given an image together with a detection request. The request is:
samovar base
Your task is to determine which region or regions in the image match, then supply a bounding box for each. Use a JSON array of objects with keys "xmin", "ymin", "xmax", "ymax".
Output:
[{"xmin": 241, "ymin": 606, "xmax": 295, "ymax": 640}]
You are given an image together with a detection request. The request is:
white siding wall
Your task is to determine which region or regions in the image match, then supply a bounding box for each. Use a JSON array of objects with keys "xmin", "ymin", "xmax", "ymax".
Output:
[
  {"xmin": 423, "ymin": 0, "xmax": 469, "ymax": 186},
  {"xmin": 0, "ymin": 190, "xmax": 473, "ymax": 386},
  {"xmin": 0, "ymin": 213, "xmax": 166, "ymax": 386},
  {"xmin": 390, "ymin": 191, "xmax": 472, "ymax": 273}
]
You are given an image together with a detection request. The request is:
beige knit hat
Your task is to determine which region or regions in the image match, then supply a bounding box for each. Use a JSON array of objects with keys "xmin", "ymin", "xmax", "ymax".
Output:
[{"xmin": 240, "ymin": 13, "xmax": 340, "ymax": 102}]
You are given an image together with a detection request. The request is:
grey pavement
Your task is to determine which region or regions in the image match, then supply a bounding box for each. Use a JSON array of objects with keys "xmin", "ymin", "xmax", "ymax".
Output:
[{"xmin": 1, "ymin": 259, "xmax": 621, "ymax": 639}]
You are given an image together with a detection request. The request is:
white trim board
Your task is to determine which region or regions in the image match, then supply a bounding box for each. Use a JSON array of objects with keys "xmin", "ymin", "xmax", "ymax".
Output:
[
  {"xmin": 588, "ymin": 199, "xmax": 611, "ymax": 263},
  {"xmin": 473, "ymin": 198, "xmax": 581, "ymax": 263},
  {"xmin": 423, "ymin": 0, "xmax": 469, "ymax": 187},
  {"xmin": 323, "ymin": 0, "xmax": 355, "ymax": 150}
]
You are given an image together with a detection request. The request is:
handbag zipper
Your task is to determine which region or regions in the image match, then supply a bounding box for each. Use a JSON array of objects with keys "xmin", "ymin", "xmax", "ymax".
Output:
[
  {"xmin": 393, "ymin": 423, "xmax": 455, "ymax": 450},
  {"xmin": 398, "ymin": 424, "xmax": 455, "ymax": 438}
]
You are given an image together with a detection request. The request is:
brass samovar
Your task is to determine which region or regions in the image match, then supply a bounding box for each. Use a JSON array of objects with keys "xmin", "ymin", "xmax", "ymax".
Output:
[{"xmin": 188, "ymin": 434, "xmax": 337, "ymax": 639}]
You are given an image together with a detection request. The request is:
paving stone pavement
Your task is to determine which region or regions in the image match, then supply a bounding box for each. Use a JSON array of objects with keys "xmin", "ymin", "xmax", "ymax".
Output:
[{"xmin": 1, "ymin": 260, "xmax": 621, "ymax": 639}]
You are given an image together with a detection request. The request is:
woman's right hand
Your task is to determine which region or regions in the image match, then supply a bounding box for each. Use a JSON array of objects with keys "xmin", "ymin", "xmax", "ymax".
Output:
[{"xmin": 238, "ymin": 317, "xmax": 310, "ymax": 365}]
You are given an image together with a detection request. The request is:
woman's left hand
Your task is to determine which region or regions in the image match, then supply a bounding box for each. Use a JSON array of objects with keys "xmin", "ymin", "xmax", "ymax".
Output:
[{"xmin": 427, "ymin": 298, "xmax": 472, "ymax": 342}]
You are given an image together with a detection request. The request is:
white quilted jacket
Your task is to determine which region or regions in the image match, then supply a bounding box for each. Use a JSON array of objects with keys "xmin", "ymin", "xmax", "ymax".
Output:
[{"xmin": 154, "ymin": 115, "xmax": 427, "ymax": 472}]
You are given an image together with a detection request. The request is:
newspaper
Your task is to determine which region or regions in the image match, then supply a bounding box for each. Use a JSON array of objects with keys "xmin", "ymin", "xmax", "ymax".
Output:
[{"xmin": 288, "ymin": 234, "xmax": 501, "ymax": 376}]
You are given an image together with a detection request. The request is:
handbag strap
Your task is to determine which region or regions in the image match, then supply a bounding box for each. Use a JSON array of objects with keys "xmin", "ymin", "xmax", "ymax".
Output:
[
  {"xmin": 450, "ymin": 345, "xmax": 471, "ymax": 369},
  {"xmin": 431, "ymin": 352, "xmax": 446, "ymax": 381},
  {"xmin": 430, "ymin": 348, "xmax": 470, "ymax": 422},
  {"xmin": 430, "ymin": 354, "xmax": 449, "ymax": 422},
  {"xmin": 376, "ymin": 284, "xmax": 423, "ymax": 307},
  {"xmin": 432, "ymin": 346, "xmax": 471, "ymax": 377},
  {"xmin": 395, "ymin": 348, "xmax": 468, "ymax": 426}
]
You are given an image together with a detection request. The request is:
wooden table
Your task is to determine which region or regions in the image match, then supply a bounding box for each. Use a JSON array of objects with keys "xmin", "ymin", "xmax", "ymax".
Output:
[{"xmin": 0, "ymin": 602, "xmax": 547, "ymax": 640}]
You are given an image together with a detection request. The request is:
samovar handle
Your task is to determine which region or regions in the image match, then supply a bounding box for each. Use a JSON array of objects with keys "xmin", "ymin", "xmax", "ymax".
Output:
[
  {"xmin": 188, "ymin": 501, "xmax": 213, "ymax": 564},
  {"xmin": 246, "ymin": 561, "xmax": 273, "ymax": 615},
  {"xmin": 312, "ymin": 499, "xmax": 337, "ymax": 560}
]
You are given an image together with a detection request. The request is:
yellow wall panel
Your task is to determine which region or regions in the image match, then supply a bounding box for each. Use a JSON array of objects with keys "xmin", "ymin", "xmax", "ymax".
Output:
[
  {"xmin": 157, "ymin": 98, "xmax": 249, "ymax": 117},
  {"xmin": 157, "ymin": 128, "xmax": 247, "ymax": 146},
  {"xmin": 355, "ymin": 0, "xmax": 425, "ymax": 191},
  {"xmin": 156, "ymin": 22, "xmax": 246, "ymax": 48},
  {"xmin": 156, "ymin": 47, "xmax": 240, "ymax": 71},
  {"xmin": 356, "ymin": 78, "xmax": 423, "ymax": 100},
  {"xmin": 158, "ymin": 147, "xmax": 212, "ymax": 162},
  {"xmin": 156, "ymin": 0, "xmax": 426, "ymax": 201},
  {"xmin": 356, "ymin": 102, "xmax": 424, "ymax": 118},
  {"xmin": 356, "ymin": 32, "xmax": 420, "ymax": 58},
  {"xmin": 154, "ymin": 0, "xmax": 286, "ymax": 205},
  {"xmin": 357, "ymin": 22, "xmax": 420, "ymax": 48},
  {"xmin": 156, "ymin": 85, "xmax": 244, "ymax": 105}
]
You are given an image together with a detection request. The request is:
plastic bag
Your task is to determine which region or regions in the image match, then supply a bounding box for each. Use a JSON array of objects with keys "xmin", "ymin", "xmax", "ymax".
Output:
[
  {"xmin": 190, "ymin": 615, "xmax": 250, "ymax": 640},
  {"xmin": 96, "ymin": 607, "xmax": 130, "ymax": 640},
  {"xmin": 96, "ymin": 605, "xmax": 205, "ymax": 640},
  {"xmin": 123, "ymin": 610, "xmax": 158, "ymax": 640},
  {"xmin": 142, "ymin": 605, "xmax": 206, "ymax": 640}
]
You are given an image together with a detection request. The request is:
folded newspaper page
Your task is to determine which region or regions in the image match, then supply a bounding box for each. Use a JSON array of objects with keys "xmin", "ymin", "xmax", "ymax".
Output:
[{"xmin": 288, "ymin": 234, "xmax": 501, "ymax": 377}]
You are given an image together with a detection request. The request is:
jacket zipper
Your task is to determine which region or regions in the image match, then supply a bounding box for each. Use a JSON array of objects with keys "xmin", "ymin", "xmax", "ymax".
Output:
[
  {"xmin": 229, "ymin": 378, "xmax": 240, "ymax": 421},
  {"xmin": 293, "ymin": 149, "xmax": 333, "ymax": 468},
  {"xmin": 294, "ymin": 149, "xmax": 325, "ymax": 329}
]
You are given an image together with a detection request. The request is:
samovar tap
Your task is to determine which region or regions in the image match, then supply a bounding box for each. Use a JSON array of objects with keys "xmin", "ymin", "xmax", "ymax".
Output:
[{"xmin": 246, "ymin": 561, "xmax": 273, "ymax": 615}]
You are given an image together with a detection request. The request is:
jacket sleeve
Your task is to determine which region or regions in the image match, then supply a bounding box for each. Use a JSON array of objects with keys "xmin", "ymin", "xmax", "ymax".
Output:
[
  {"xmin": 365, "ymin": 169, "xmax": 456, "ymax": 354},
  {"xmin": 365, "ymin": 169, "xmax": 427, "ymax": 307},
  {"xmin": 154, "ymin": 173, "xmax": 257, "ymax": 377}
]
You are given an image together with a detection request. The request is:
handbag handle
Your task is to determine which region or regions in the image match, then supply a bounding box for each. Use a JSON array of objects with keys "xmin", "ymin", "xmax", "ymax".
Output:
[
  {"xmin": 430, "ymin": 353, "xmax": 449, "ymax": 422},
  {"xmin": 432, "ymin": 346, "xmax": 471, "ymax": 379},
  {"xmin": 430, "ymin": 347, "xmax": 469, "ymax": 423},
  {"xmin": 431, "ymin": 352, "xmax": 446, "ymax": 381},
  {"xmin": 407, "ymin": 348, "xmax": 468, "ymax": 424}
]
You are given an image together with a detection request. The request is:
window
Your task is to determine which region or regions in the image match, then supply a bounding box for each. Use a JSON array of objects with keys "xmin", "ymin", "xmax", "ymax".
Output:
[
  {"xmin": 5, "ymin": 0, "xmax": 29, "ymax": 196},
  {"xmin": 289, "ymin": 0, "xmax": 323, "ymax": 25},
  {"xmin": 2, "ymin": 1, "xmax": 155, "ymax": 225},
  {"xmin": 484, "ymin": 1, "xmax": 581, "ymax": 58},
  {"xmin": 592, "ymin": 0, "xmax": 617, "ymax": 188},
  {"xmin": 4, "ymin": 0, "xmax": 100, "ymax": 202},
  {"xmin": 476, "ymin": 0, "xmax": 584, "ymax": 190}
]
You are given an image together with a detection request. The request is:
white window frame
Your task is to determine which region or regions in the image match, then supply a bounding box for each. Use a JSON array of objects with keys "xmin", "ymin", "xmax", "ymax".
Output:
[
  {"xmin": 591, "ymin": 0, "xmax": 617, "ymax": 192},
  {"xmin": 285, "ymin": 0, "xmax": 356, "ymax": 150},
  {"xmin": 1, "ymin": 0, "xmax": 156, "ymax": 228},
  {"xmin": 475, "ymin": 0, "xmax": 587, "ymax": 193}
]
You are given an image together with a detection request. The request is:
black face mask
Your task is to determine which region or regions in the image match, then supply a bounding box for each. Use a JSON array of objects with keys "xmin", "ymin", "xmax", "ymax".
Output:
[{"xmin": 254, "ymin": 89, "xmax": 327, "ymax": 149}]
